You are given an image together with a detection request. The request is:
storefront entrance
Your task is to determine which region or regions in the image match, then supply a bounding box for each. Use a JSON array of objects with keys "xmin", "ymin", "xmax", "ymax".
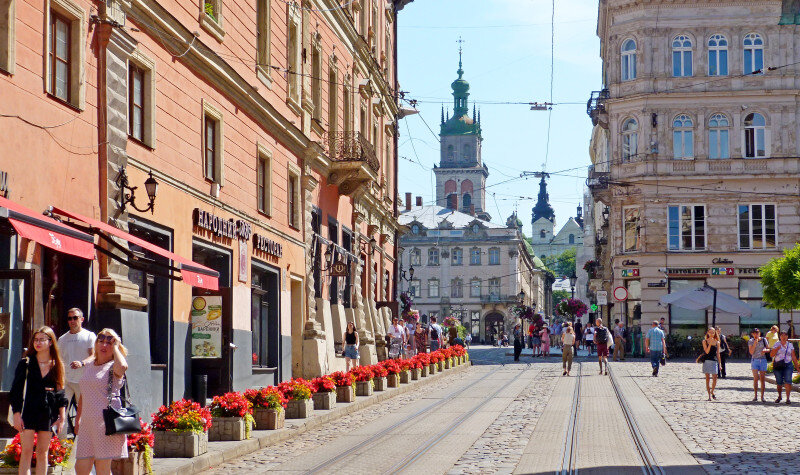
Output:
[
  {"xmin": 485, "ymin": 312, "xmax": 505, "ymax": 345},
  {"xmin": 251, "ymin": 262, "xmax": 280, "ymax": 384}
]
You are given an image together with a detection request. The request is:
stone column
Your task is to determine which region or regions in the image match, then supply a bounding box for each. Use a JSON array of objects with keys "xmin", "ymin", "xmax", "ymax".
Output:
[
  {"xmin": 352, "ymin": 222, "xmax": 377, "ymax": 365},
  {"xmin": 301, "ymin": 170, "xmax": 327, "ymax": 376}
]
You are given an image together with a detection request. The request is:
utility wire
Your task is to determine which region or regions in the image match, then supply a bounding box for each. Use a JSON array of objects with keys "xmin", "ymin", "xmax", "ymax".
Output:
[{"xmin": 543, "ymin": 0, "xmax": 555, "ymax": 172}]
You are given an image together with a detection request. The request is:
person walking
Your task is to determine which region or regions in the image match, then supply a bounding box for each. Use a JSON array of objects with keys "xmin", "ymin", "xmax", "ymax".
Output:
[
  {"xmin": 748, "ymin": 328, "xmax": 770, "ymax": 402},
  {"xmin": 414, "ymin": 323, "xmax": 427, "ymax": 354},
  {"xmin": 513, "ymin": 324, "xmax": 523, "ymax": 361},
  {"xmin": 342, "ymin": 322, "xmax": 360, "ymax": 370},
  {"xmin": 429, "ymin": 317, "xmax": 443, "ymax": 352},
  {"xmin": 561, "ymin": 324, "xmax": 576, "ymax": 376},
  {"xmin": 770, "ymin": 331, "xmax": 799, "ymax": 404},
  {"xmin": 553, "ymin": 321, "xmax": 562, "ymax": 349},
  {"xmin": 464, "ymin": 333, "xmax": 472, "ymax": 349},
  {"xmin": 527, "ymin": 322, "xmax": 535, "ymax": 351},
  {"xmin": 531, "ymin": 325, "xmax": 541, "ymax": 357},
  {"xmin": 574, "ymin": 320, "xmax": 583, "ymax": 350},
  {"xmin": 75, "ymin": 328, "xmax": 129, "ymax": 475},
  {"xmin": 613, "ymin": 319, "xmax": 626, "ymax": 361},
  {"xmin": 766, "ymin": 325, "xmax": 780, "ymax": 349},
  {"xmin": 539, "ymin": 325, "xmax": 550, "ymax": 357},
  {"xmin": 584, "ymin": 322, "xmax": 595, "ymax": 356},
  {"xmin": 57, "ymin": 307, "xmax": 96, "ymax": 434},
  {"xmin": 716, "ymin": 327, "xmax": 731, "ymax": 379},
  {"xmin": 594, "ymin": 319, "xmax": 610, "ymax": 375},
  {"xmin": 389, "ymin": 318, "xmax": 405, "ymax": 359},
  {"xmin": 700, "ymin": 327, "xmax": 721, "ymax": 401},
  {"xmin": 10, "ymin": 327, "xmax": 68, "ymax": 475},
  {"xmin": 645, "ymin": 321, "xmax": 667, "ymax": 377}
]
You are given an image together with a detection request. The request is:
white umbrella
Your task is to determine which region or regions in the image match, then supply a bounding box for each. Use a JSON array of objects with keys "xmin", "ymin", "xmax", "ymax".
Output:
[{"xmin": 659, "ymin": 284, "xmax": 752, "ymax": 326}]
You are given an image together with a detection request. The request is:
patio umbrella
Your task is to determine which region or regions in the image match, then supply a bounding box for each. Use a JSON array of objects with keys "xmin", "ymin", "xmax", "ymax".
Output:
[{"xmin": 659, "ymin": 284, "xmax": 752, "ymax": 327}]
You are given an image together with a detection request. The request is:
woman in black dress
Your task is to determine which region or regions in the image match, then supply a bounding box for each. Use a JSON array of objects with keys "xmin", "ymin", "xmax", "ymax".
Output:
[{"xmin": 10, "ymin": 326, "xmax": 68, "ymax": 475}]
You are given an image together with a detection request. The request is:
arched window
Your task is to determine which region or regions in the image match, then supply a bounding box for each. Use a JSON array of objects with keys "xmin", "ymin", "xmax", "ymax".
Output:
[
  {"xmin": 743, "ymin": 33, "xmax": 764, "ymax": 74},
  {"xmin": 568, "ymin": 234, "xmax": 575, "ymax": 244},
  {"xmin": 447, "ymin": 144, "xmax": 454, "ymax": 159},
  {"xmin": 621, "ymin": 39, "xmax": 637, "ymax": 81},
  {"xmin": 672, "ymin": 114, "xmax": 694, "ymax": 159},
  {"xmin": 462, "ymin": 193, "xmax": 472, "ymax": 209},
  {"xmin": 708, "ymin": 34, "xmax": 728, "ymax": 76},
  {"xmin": 621, "ymin": 118, "xmax": 638, "ymax": 161},
  {"xmin": 446, "ymin": 193, "xmax": 458, "ymax": 210},
  {"xmin": 540, "ymin": 229, "xmax": 546, "ymax": 238},
  {"xmin": 444, "ymin": 179, "xmax": 456, "ymax": 194},
  {"xmin": 744, "ymin": 113, "xmax": 767, "ymax": 158},
  {"xmin": 708, "ymin": 114, "xmax": 730, "ymax": 159},
  {"xmin": 672, "ymin": 35, "xmax": 693, "ymax": 77}
]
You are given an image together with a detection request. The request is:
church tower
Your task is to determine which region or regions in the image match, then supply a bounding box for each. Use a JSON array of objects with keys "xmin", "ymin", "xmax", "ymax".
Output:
[
  {"xmin": 433, "ymin": 49, "xmax": 490, "ymax": 221},
  {"xmin": 531, "ymin": 175, "xmax": 555, "ymax": 244}
]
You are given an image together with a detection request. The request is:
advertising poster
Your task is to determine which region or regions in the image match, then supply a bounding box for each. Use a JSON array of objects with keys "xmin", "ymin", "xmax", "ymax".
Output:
[{"xmin": 191, "ymin": 295, "xmax": 222, "ymax": 358}]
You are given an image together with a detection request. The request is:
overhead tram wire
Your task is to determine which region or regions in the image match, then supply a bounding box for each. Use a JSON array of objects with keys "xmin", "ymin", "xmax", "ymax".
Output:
[{"xmin": 543, "ymin": 0, "xmax": 555, "ymax": 171}]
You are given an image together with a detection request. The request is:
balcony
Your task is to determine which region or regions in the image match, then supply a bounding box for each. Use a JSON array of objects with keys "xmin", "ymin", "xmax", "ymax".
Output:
[
  {"xmin": 586, "ymin": 165, "xmax": 610, "ymax": 190},
  {"xmin": 326, "ymin": 131, "xmax": 380, "ymax": 195},
  {"xmin": 587, "ymin": 89, "xmax": 609, "ymax": 128},
  {"xmin": 614, "ymin": 157, "xmax": 800, "ymax": 181}
]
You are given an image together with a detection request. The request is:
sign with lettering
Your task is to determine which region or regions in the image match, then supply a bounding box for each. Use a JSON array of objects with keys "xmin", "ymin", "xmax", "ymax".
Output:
[
  {"xmin": 621, "ymin": 268, "xmax": 639, "ymax": 278},
  {"xmin": 191, "ymin": 295, "xmax": 222, "ymax": 358},
  {"xmin": 711, "ymin": 267, "xmax": 735, "ymax": 276},
  {"xmin": 238, "ymin": 240, "xmax": 248, "ymax": 283},
  {"xmin": 596, "ymin": 291, "xmax": 608, "ymax": 306},
  {"xmin": 667, "ymin": 268, "xmax": 709, "ymax": 277},
  {"xmin": 329, "ymin": 259, "xmax": 348, "ymax": 277},
  {"xmin": 737, "ymin": 267, "xmax": 761, "ymax": 275},
  {"xmin": 194, "ymin": 209, "xmax": 252, "ymax": 241},
  {"xmin": 647, "ymin": 281, "xmax": 667, "ymax": 288},
  {"xmin": 253, "ymin": 233, "xmax": 283, "ymax": 258}
]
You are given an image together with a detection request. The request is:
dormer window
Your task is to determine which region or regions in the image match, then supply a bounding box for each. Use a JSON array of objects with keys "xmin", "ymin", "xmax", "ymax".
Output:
[
  {"xmin": 411, "ymin": 224, "xmax": 420, "ymax": 234},
  {"xmin": 472, "ymin": 224, "xmax": 479, "ymax": 233}
]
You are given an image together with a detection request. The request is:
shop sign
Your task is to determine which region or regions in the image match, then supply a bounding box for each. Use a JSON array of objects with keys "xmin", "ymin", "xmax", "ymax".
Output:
[
  {"xmin": 253, "ymin": 233, "xmax": 283, "ymax": 258},
  {"xmin": 667, "ymin": 268, "xmax": 709, "ymax": 276},
  {"xmin": 194, "ymin": 209, "xmax": 252, "ymax": 241},
  {"xmin": 647, "ymin": 281, "xmax": 667, "ymax": 288},
  {"xmin": 712, "ymin": 258, "xmax": 733, "ymax": 264},
  {"xmin": 711, "ymin": 267, "xmax": 735, "ymax": 276},
  {"xmin": 621, "ymin": 268, "xmax": 639, "ymax": 278},
  {"xmin": 737, "ymin": 267, "xmax": 761, "ymax": 275},
  {"xmin": 191, "ymin": 295, "xmax": 222, "ymax": 358},
  {"xmin": 238, "ymin": 240, "xmax": 248, "ymax": 283},
  {"xmin": 0, "ymin": 312, "xmax": 9, "ymax": 348},
  {"xmin": 329, "ymin": 259, "xmax": 348, "ymax": 277},
  {"xmin": 596, "ymin": 291, "xmax": 608, "ymax": 306}
]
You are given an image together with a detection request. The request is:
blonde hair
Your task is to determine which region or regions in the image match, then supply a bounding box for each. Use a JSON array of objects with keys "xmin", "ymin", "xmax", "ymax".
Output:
[
  {"xmin": 92, "ymin": 328, "xmax": 128, "ymax": 358},
  {"xmin": 26, "ymin": 327, "xmax": 65, "ymax": 389}
]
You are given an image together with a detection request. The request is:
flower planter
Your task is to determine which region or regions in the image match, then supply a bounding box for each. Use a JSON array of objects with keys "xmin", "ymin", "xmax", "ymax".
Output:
[
  {"xmin": 285, "ymin": 398, "xmax": 314, "ymax": 419},
  {"xmin": 111, "ymin": 450, "xmax": 146, "ymax": 475},
  {"xmin": 410, "ymin": 367, "xmax": 421, "ymax": 380},
  {"xmin": 420, "ymin": 365, "xmax": 429, "ymax": 377},
  {"xmin": 444, "ymin": 358, "xmax": 452, "ymax": 369},
  {"xmin": 210, "ymin": 416, "xmax": 248, "ymax": 441},
  {"xmin": 453, "ymin": 356, "xmax": 460, "ymax": 366},
  {"xmin": 312, "ymin": 391, "xmax": 337, "ymax": 410},
  {"xmin": 437, "ymin": 361, "xmax": 444, "ymax": 372},
  {"xmin": 387, "ymin": 373, "xmax": 400, "ymax": 388},
  {"xmin": 374, "ymin": 376, "xmax": 387, "ymax": 391},
  {"xmin": 154, "ymin": 430, "xmax": 208, "ymax": 458},
  {"xmin": 356, "ymin": 380, "xmax": 374, "ymax": 396},
  {"xmin": 254, "ymin": 407, "xmax": 284, "ymax": 430},
  {"xmin": 399, "ymin": 370, "xmax": 411, "ymax": 384},
  {"xmin": 336, "ymin": 385, "xmax": 355, "ymax": 403},
  {"xmin": 429, "ymin": 364, "xmax": 437, "ymax": 374}
]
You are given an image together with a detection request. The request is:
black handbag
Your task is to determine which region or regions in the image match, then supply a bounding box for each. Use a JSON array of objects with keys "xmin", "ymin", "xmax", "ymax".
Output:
[
  {"xmin": 102, "ymin": 370, "xmax": 141, "ymax": 436},
  {"xmin": 762, "ymin": 338, "xmax": 772, "ymax": 362}
]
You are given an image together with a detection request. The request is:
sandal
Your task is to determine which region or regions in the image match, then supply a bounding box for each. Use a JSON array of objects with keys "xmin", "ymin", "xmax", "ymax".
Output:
[
  {"xmin": 787, "ymin": 400, "xmax": 792, "ymax": 405},
  {"xmin": 752, "ymin": 396, "xmax": 758, "ymax": 402},
  {"xmin": 776, "ymin": 397, "xmax": 783, "ymax": 403},
  {"xmin": 712, "ymin": 393, "xmax": 717, "ymax": 400}
]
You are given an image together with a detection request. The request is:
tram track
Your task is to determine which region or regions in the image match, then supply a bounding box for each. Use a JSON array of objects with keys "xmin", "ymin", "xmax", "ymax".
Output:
[{"xmin": 559, "ymin": 362, "xmax": 582, "ymax": 475}]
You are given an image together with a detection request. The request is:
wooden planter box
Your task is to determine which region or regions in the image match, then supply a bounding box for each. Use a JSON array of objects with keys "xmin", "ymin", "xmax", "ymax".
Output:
[
  {"xmin": 399, "ymin": 370, "xmax": 411, "ymax": 384},
  {"xmin": 312, "ymin": 391, "xmax": 337, "ymax": 410},
  {"xmin": 254, "ymin": 407, "xmax": 284, "ymax": 430},
  {"xmin": 374, "ymin": 376, "xmax": 387, "ymax": 391},
  {"xmin": 429, "ymin": 364, "xmax": 437, "ymax": 374},
  {"xmin": 420, "ymin": 365, "xmax": 429, "ymax": 377},
  {"xmin": 356, "ymin": 380, "xmax": 374, "ymax": 396},
  {"xmin": 387, "ymin": 373, "xmax": 400, "ymax": 387},
  {"xmin": 336, "ymin": 385, "xmax": 355, "ymax": 402},
  {"xmin": 286, "ymin": 398, "xmax": 314, "ymax": 419},
  {"xmin": 111, "ymin": 450, "xmax": 146, "ymax": 475},
  {"xmin": 154, "ymin": 430, "xmax": 208, "ymax": 458},
  {"xmin": 410, "ymin": 368, "xmax": 421, "ymax": 380},
  {"xmin": 210, "ymin": 416, "xmax": 248, "ymax": 441}
]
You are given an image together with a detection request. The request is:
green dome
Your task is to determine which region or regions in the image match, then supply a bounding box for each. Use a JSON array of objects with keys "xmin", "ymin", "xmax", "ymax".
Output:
[{"xmin": 451, "ymin": 69, "xmax": 469, "ymax": 95}]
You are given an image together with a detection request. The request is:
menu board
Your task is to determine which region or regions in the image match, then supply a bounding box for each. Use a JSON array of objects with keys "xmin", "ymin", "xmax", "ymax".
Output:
[{"xmin": 191, "ymin": 295, "xmax": 222, "ymax": 358}]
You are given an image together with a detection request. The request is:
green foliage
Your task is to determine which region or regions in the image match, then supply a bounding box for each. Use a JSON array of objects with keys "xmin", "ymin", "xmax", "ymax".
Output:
[
  {"xmin": 552, "ymin": 290, "xmax": 570, "ymax": 311},
  {"xmin": 204, "ymin": 0, "xmax": 216, "ymax": 19},
  {"xmin": 760, "ymin": 244, "xmax": 800, "ymax": 311},
  {"xmin": 544, "ymin": 248, "xmax": 576, "ymax": 278}
]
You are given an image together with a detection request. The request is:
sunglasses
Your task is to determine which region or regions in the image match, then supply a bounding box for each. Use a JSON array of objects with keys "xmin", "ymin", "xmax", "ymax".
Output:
[
  {"xmin": 97, "ymin": 335, "xmax": 116, "ymax": 344},
  {"xmin": 67, "ymin": 316, "xmax": 80, "ymax": 321}
]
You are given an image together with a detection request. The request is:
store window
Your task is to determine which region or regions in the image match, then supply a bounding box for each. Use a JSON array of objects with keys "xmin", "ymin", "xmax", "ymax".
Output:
[
  {"xmin": 668, "ymin": 279, "xmax": 706, "ymax": 336},
  {"xmin": 624, "ymin": 280, "xmax": 642, "ymax": 327},
  {"xmin": 739, "ymin": 279, "xmax": 777, "ymax": 334},
  {"xmin": 471, "ymin": 311, "xmax": 480, "ymax": 339},
  {"xmin": 251, "ymin": 263, "xmax": 280, "ymax": 369}
]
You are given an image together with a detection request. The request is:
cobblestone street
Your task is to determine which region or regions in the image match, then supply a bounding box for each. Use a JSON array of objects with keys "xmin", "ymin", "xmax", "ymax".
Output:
[{"xmin": 200, "ymin": 349, "xmax": 800, "ymax": 474}]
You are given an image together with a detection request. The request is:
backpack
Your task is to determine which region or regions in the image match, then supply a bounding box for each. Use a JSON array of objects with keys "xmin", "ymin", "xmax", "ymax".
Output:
[
  {"xmin": 430, "ymin": 326, "xmax": 439, "ymax": 340},
  {"xmin": 595, "ymin": 327, "xmax": 609, "ymax": 344}
]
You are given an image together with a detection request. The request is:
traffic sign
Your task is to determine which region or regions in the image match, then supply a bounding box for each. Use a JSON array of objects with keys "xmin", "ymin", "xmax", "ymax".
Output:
[
  {"xmin": 613, "ymin": 286, "xmax": 628, "ymax": 302},
  {"xmin": 596, "ymin": 291, "xmax": 608, "ymax": 306}
]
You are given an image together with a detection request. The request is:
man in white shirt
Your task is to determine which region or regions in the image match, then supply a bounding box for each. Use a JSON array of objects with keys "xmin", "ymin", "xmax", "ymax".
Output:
[
  {"xmin": 58, "ymin": 308, "xmax": 96, "ymax": 410},
  {"xmin": 429, "ymin": 316, "xmax": 443, "ymax": 352}
]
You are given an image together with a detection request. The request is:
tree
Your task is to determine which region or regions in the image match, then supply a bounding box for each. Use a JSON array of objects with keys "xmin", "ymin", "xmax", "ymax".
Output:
[
  {"xmin": 760, "ymin": 244, "xmax": 800, "ymax": 312},
  {"xmin": 552, "ymin": 290, "xmax": 570, "ymax": 312},
  {"xmin": 544, "ymin": 248, "xmax": 576, "ymax": 278}
]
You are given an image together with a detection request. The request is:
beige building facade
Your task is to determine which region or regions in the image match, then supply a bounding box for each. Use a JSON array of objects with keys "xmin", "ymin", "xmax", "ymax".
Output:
[{"xmin": 587, "ymin": 0, "xmax": 800, "ymax": 336}]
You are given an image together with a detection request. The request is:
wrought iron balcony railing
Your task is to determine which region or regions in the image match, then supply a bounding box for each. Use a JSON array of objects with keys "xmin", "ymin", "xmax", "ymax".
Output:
[
  {"xmin": 328, "ymin": 131, "xmax": 380, "ymax": 174},
  {"xmin": 587, "ymin": 89, "xmax": 610, "ymax": 127}
]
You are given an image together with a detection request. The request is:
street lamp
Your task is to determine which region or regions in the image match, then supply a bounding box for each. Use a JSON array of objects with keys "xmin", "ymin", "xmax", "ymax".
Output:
[
  {"xmin": 117, "ymin": 167, "xmax": 159, "ymax": 214},
  {"xmin": 569, "ymin": 272, "xmax": 577, "ymax": 299}
]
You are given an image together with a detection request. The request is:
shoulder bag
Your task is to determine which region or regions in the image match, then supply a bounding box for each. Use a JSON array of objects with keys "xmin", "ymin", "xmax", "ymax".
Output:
[
  {"xmin": 762, "ymin": 338, "xmax": 772, "ymax": 362},
  {"xmin": 6, "ymin": 357, "xmax": 29, "ymax": 426},
  {"xmin": 102, "ymin": 369, "xmax": 141, "ymax": 435},
  {"xmin": 772, "ymin": 344, "xmax": 789, "ymax": 371}
]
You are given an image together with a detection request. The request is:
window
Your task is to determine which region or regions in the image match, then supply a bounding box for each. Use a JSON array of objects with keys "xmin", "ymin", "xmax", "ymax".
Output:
[
  {"xmin": 668, "ymin": 279, "xmax": 707, "ymax": 333},
  {"xmin": 204, "ymin": 115, "xmax": 219, "ymax": 181},
  {"xmin": 621, "ymin": 118, "xmax": 638, "ymax": 161},
  {"xmin": 708, "ymin": 114, "xmax": 730, "ymax": 159},
  {"xmin": 428, "ymin": 248, "xmax": 439, "ymax": 266},
  {"xmin": 128, "ymin": 63, "xmax": 144, "ymax": 141},
  {"xmin": 256, "ymin": 145, "xmax": 271, "ymax": 214},
  {"xmin": 200, "ymin": 0, "xmax": 225, "ymax": 42},
  {"xmin": 743, "ymin": 33, "xmax": 764, "ymax": 75},
  {"xmin": 462, "ymin": 193, "xmax": 472, "ymax": 210},
  {"xmin": 328, "ymin": 218, "xmax": 339, "ymax": 303},
  {"xmin": 452, "ymin": 248, "xmax": 463, "ymax": 265},
  {"xmin": 708, "ymin": 34, "xmax": 728, "ymax": 76},
  {"xmin": 127, "ymin": 52, "xmax": 156, "ymax": 147},
  {"xmin": 343, "ymin": 85, "xmax": 352, "ymax": 132},
  {"xmin": 623, "ymin": 207, "xmax": 641, "ymax": 252},
  {"xmin": 311, "ymin": 42, "xmax": 322, "ymax": 119},
  {"xmin": 672, "ymin": 35, "xmax": 693, "ymax": 77},
  {"xmin": 409, "ymin": 279, "xmax": 420, "ymax": 297},
  {"xmin": 45, "ymin": 1, "xmax": 84, "ymax": 108},
  {"xmin": 488, "ymin": 248, "xmax": 500, "ymax": 265},
  {"xmin": 410, "ymin": 248, "xmax": 421, "ymax": 266},
  {"xmin": 668, "ymin": 205, "xmax": 705, "ymax": 251},
  {"xmin": 744, "ymin": 113, "xmax": 767, "ymax": 158},
  {"xmin": 451, "ymin": 278, "xmax": 463, "ymax": 298},
  {"xmin": 328, "ymin": 64, "xmax": 338, "ymax": 133},
  {"xmin": 738, "ymin": 204, "xmax": 776, "ymax": 250},
  {"xmin": 739, "ymin": 280, "xmax": 778, "ymax": 334},
  {"xmin": 470, "ymin": 279, "xmax": 481, "ymax": 297},
  {"xmin": 49, "ymin": 13, "xmax": 70, "ymax": 102},
  {"xmin": 428, "ymin": 279, "xmax": 439, "ymax": 298},
  {"xmin": 672, "ymin": 114, "xmax": 694, "ymax": 159},
  {"xmin": 540, "ymin": 229, "xmax": 546, "ymax": 238},
  {"xmin": 470, "ymin": 247, "xmax": 481, "ymax": 265},
  {"xmin": 359, "ymin": 0, "xmax": 368, "ymax": 36},
  {"xmin": 256, "ymin": 0, "xmax": 271, "ymax": 82},
  {"xmin": 342, "ymin": 230, "xmax": 353, "ymax": 306},
  {"xmin": 251, "ymin": 268, "xmax": 279, "ymax": 367},
  {"xmin": 0, "ymin": 0, "xmax": 15, "ymax": 74},
  {"xmin": 621, "ymin": 39, "xmax": 636, "ymax": 81},
  {"xmin": 287, "ymin": 16, "xmax": 301, "ymax": 107},
  {"xmin": 287, "ymin": 170, "xmax": 300, "ymax": 228},
  {"xmin": 447, "ymin": 145, "xmax": 454, "ymax": 159},
  {"xmin": 568, "ymin": 234, "xmax": 575, "ymax": 244},
  {"xmin": 488, "ymin": 278, "xmax": 501, "ymax": 298}
]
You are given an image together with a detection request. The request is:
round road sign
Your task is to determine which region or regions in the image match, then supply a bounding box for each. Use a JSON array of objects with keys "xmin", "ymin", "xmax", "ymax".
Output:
[{"xmin": 613, "ymin": 286, "xmax": 628, "ymax": 302}]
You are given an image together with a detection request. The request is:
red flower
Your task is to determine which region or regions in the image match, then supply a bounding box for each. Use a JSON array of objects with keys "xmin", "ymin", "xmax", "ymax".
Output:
[
  {"xmin": 277, "ymin": 378, "xmax": 314, "ymax": 400},
  {"xmin": 370, "ymin": 364, "xmax": 389, "ymax": 378},
  {"xmin": 244, "ymin": 386, "xmax": 288, "ymax": 409},
  {"xmin": 310, "ymin": 376, "xmax": 336, "ymax": 393},
  {"xmin": 349, "ymin": 366, "xmax": 375, "ymax": 382},
  {"xmin": 151, "ymin": 398, "xmax": 213, "ymax": 433},
  {"xmin": 330, "ymin": 371, "xmax": 356, "ymax": 387},
  {"xmin": 380, "ymin": 359, "xmax": 401, "ymax": 374}
]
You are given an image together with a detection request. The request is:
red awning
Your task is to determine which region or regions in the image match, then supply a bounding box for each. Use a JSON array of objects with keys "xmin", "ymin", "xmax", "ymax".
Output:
[
  {"xmin": 0, "ymin": 196, "xmax": 95, "ymax": 260},
  {"xmin": 52, "ymin": 207, "xmax": 219, "ymax": 290}
]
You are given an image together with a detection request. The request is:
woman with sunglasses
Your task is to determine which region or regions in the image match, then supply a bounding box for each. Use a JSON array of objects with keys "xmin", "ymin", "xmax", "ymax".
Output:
[
  {"xmin": 701, "ymin": 327, "xmax": 721, "ymax": 401},
  {"xmin": 10, "ymin": 326, "xmax": 68, "ymax": 475},
  {"xmin": 74, "ymin": 329, "xmax": 129, "ymax": 475}
]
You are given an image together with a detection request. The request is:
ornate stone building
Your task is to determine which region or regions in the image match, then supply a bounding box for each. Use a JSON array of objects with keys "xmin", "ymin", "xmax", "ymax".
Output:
[
  {"xmin": 529, "ymin": 176, "xmax": 584, "ymax": 264},
  {"xmin": 587, "ymin": 0, "xmax": 800, "ymax": 336}
]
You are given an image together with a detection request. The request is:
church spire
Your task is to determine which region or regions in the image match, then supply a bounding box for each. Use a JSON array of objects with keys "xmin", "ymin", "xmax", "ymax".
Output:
[
  {"xmin": 441, "ymin": 106, "xmax": 445, "ymax": 125},
  {"xmin": 532, "ymin": 175, "xmax": 556, "ymax": 224}
]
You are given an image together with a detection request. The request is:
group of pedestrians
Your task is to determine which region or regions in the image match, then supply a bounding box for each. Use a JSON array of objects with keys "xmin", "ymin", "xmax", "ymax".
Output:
[
  {"xmin": 10, "ymin": 308, "xmax": 131, "ymax": 475},
  {"xmin": 748, "ymin": 326, "xmax": 798, "ymax": 404}
]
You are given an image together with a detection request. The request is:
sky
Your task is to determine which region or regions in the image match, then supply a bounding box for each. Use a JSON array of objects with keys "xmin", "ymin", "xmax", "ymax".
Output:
[{"xmin": 396, "ymin": 0, "xmax": 602, "ymax": 235}]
